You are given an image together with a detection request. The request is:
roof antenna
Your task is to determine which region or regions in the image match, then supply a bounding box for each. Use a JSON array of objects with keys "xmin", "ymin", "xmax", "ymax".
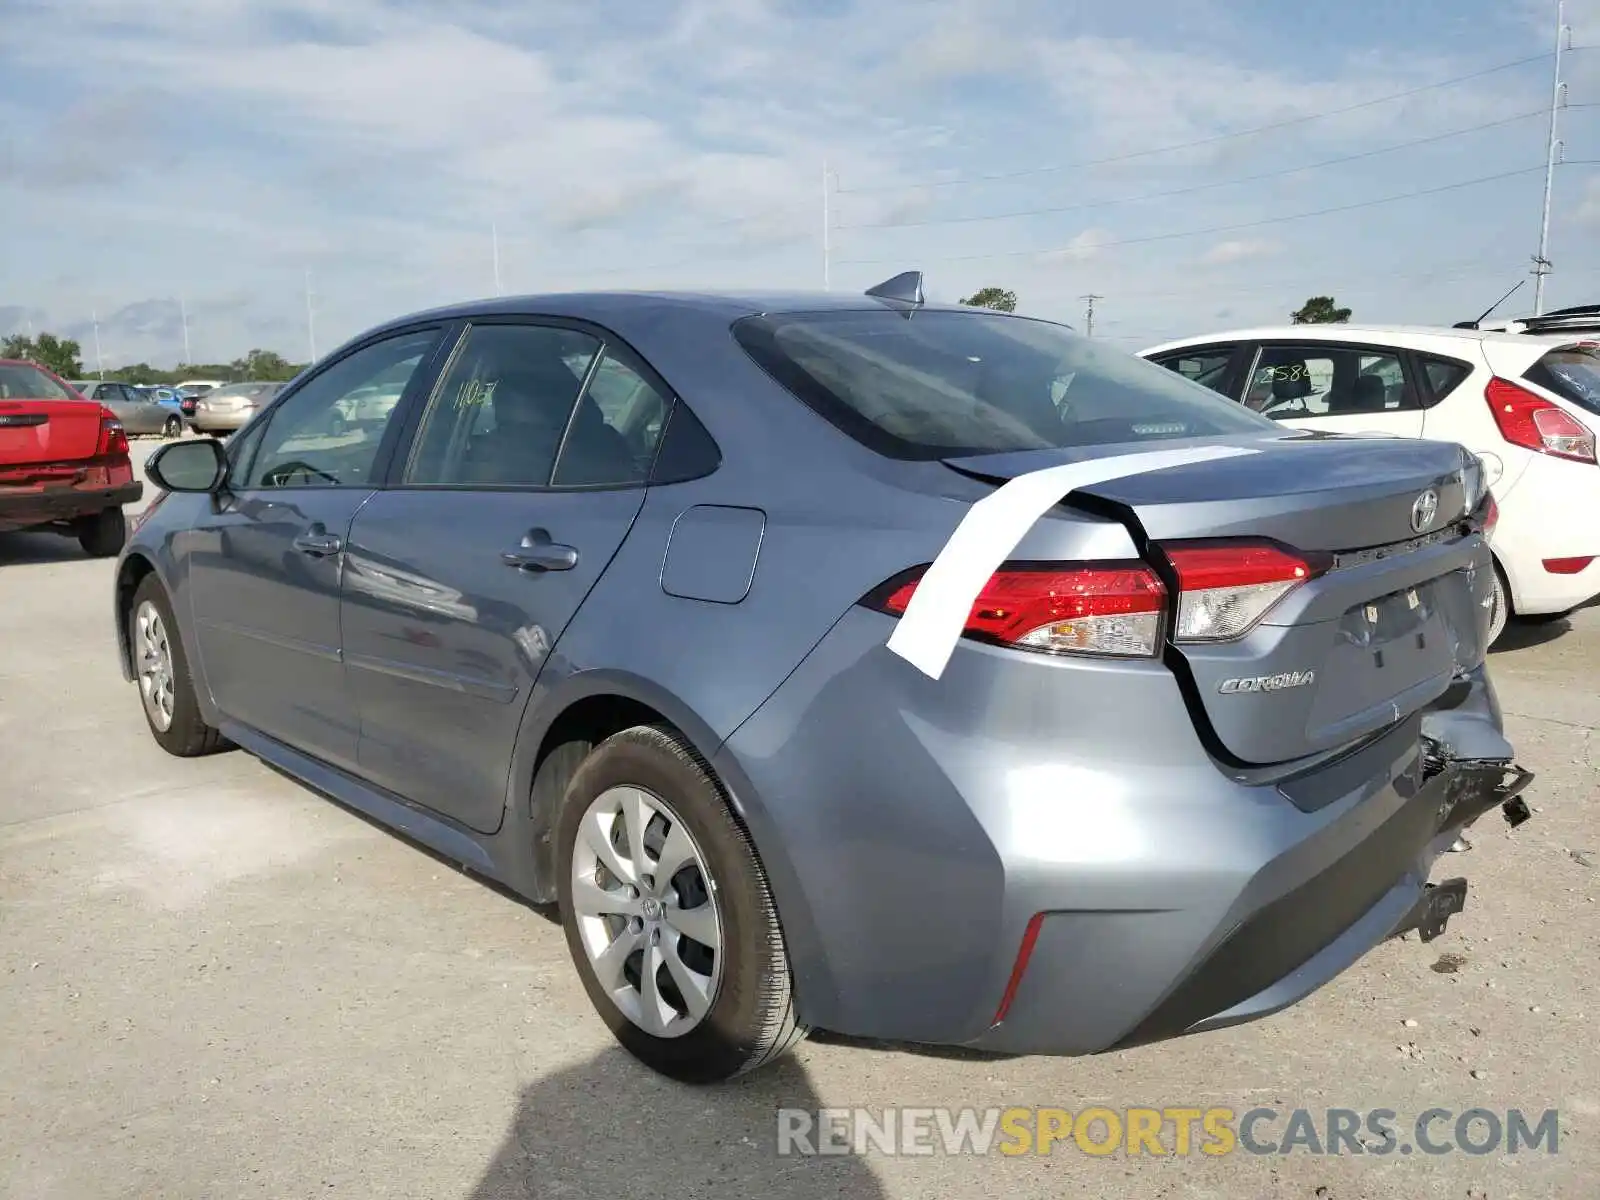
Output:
[
  {"xmin": 1454, "ymin": 279, "xmax": 1525, "ymax": 330},
  {"xmin": 864, "ymin": 271, "xmax": 925, "ymax": 308}
]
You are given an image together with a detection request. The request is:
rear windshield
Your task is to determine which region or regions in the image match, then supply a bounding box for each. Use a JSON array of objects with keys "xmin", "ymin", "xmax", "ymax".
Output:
[
  {"xmin": 0, "ymin": 364, "xmax": 75, "ymax": 401},
  {"xmin": 1527, "ymin": 345, "xmax": 1600, "ymax": 417},
  {"xmin": 733, "ymin": 309, "xmax": 1274, "ymax": 459}
]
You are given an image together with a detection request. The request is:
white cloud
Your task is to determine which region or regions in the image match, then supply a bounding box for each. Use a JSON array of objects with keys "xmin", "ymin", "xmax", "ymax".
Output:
[
  {"xmin": 1040, "ymin": 228, "xmax": 1115, "ymax": 264},
  {"xmin": 1576, "ymin": 176, "xmax": 1600, "ymax": 226},
  {"xmin": 1199, "ymin": 238, "xmax": 1279, "ymax": 266}
]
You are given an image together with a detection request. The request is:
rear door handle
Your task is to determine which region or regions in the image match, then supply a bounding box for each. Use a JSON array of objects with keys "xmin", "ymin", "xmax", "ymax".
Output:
[
  {"xmin": 292, "ymin": 528, "xmax": 343, "ymax": 556},
  {"xmin": 501, "ymin": 529, "xmax": 579, "ymax": 572}
]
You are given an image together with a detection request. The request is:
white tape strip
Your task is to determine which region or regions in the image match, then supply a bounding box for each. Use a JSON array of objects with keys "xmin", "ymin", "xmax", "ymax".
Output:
[{"xmin": 885, "ymin": 444, "xmax": 1261, "ymax": 680}]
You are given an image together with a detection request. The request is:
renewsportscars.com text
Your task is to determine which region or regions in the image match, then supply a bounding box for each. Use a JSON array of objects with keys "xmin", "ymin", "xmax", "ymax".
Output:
[{"xmin": 776, "ymin": 1106, "xmax": 1560, "ymax": 1158}]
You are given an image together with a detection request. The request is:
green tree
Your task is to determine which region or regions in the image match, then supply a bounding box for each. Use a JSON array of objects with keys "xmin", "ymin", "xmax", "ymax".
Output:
[
  {"xmin": 1291, "ymin": 296, "xmax": 1352, "ymax": 324},
  {"xmin": 230, "ymin": 348, "xmax": 299, "ymax": 381},
  {"xmin": 959, "ymin": 286, "xmax": 1018, "ymax": 313},
  {"xmin": 1, "ymin": 332, "xmax": 85, "ymax": 377}
]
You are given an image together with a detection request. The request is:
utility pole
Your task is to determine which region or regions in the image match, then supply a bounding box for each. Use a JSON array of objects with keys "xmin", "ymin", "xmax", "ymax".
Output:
[
  {"xmin": 1081, "ymin": 294, "xmax": 1103, "ymax": 338},
  {"xmin": 92, "ymin": 308, "xmax": 104, "ymax": 378},
  {"xmin": 179, "ymin": 296, "xmax": 192, "ymax": 365},
  {"xmin": 1533, "ymin": 0, "xmax": 1571, "ymax": 315},
  {"xmin": 822, "ymin": 160, "xmax": 832, "ymax": 291},
  {"xmin": 305, "ymin": 270, "xmax": 318, "ymax": 363},
  {"xmin": 492, "ymin": 222, "xmax": 503, "ymax": 296}
]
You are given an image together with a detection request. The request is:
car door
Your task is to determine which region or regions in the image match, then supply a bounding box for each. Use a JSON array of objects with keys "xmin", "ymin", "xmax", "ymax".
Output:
[
  {"xmin": 340, "ymin": 319, "xmax": 670, "ymax": 832},
  {"xmin": 184, "ymin": 326, "xmax": 446, "ymax": 770},
  {"xmin": 1241, "ymin": 341, "xmax": 1426, "ymax": 437}
]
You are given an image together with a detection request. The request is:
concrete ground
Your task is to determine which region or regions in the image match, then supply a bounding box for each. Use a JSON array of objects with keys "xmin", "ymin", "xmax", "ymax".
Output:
[{"xmin": 2, "ymin": 439, "xmax": 1596, "ymax": 1199}]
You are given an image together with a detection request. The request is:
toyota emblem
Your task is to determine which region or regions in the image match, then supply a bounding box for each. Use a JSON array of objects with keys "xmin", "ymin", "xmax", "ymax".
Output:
[{"xmin": 1410, "ymin": 488, "xmax": 1439, "ymax": 533}]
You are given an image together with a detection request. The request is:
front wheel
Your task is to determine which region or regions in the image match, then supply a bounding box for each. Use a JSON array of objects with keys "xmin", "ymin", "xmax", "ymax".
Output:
[
  {"xmin": 557, "ymin": 725, "xmax": 807, "ymax": 1083},
  {"xmin": 128, "ymin": 575, "xmax": 228, "ymax": 757},
  {"xmin": 76, "ymin": 507, "xmax": 126, "ymax": 558}
]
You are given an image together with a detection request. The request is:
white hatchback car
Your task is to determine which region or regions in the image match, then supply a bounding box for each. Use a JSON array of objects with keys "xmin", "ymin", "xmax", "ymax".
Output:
[{"xmin": 1140, "ymin": 326, "xmax": 1600, "ymax": 641}]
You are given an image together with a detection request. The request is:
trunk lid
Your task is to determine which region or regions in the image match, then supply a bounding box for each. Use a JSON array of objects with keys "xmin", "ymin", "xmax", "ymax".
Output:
[
  {"xmin": 0, "ymin": 399, "xmax": 106, "ymax": 469},
  {"xmin": 943, "ymin": 433, "xmax": 1489, "ymax": 764}
]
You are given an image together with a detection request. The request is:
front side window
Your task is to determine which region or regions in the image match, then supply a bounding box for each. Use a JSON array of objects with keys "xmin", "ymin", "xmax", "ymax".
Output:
[
  {"xmin": 243, "ymin": 328, "xmax": 437, "ymax": 489},
  {"xmin": 1244, "ymin": 345, "xmax": 1415, "ymax": 420},
  {"xmin": 406, "ymin": 323, "xmax": 601, "ymax": 487},
  {"xmin": 1152, "ymin": 347, "xmax": 1238, "ymax": 397},
  {"xmin": 733, "ymin": 310, "xmax": 1272, "ymax": 460}
]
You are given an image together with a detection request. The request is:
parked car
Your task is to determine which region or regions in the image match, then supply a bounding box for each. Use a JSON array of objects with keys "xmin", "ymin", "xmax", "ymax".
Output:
[
  {"xmin": 1140, "ymin": 325, "xmax": 1600, "ymax": 643},
  {"xmin": 71, "ymin": 380, "xmax": 185, "ymax": 438},
  {"xmin": 1473, "ymin": 304, "xmax": 1600, "ymax": 338},
  {"xmin": 176, "ymin": 379, "xmax": 225, "ymax": 395},
  {"xmin": 1, "ymin": 359, "xmax": 140, "ymax": 555},
  {"xmin": 115, "ymin": 279, "xmax": 1531, "ymax": 1083},
  {"xmin": 189, "ymin": 382, "xmax": 283, "ymax": 435}
]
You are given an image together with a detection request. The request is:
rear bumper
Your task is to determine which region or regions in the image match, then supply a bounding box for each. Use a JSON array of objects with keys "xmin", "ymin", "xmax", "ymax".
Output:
[
  {"xmin": 720, "ymin": 607, "xmax": 1528, "ymax": 1057},
  {"xmin": 191, "ymin": 410, "xmax": 251, "ymax": 433},
  {"xmin": 0, "ymin": 481, "xmax": 142, "ymax": 533}
]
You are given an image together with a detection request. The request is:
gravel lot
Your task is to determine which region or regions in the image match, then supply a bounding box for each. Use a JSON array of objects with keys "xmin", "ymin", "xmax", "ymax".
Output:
[{"xmin": 3, "ymin": 440, "xmax": 1596, "ymax": 1199}]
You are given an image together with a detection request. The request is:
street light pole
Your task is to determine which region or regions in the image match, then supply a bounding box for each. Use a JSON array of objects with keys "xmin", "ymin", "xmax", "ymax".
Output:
[{"xmin": 1533, "ymin": 0, "xmax": 1570, "ymax": 316}]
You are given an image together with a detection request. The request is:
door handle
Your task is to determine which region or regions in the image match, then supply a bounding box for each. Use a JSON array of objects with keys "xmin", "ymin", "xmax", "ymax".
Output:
[
  {"xmin": 501, "ymin": 529, "xmax": 579, "ymax": 572},
  {"xmin": 292, "ymin": 527, "xmax": 344, "ymax": 556}
]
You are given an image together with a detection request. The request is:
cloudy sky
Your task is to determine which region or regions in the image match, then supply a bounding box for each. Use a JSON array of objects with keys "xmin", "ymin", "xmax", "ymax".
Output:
[{"xmin": 2, "ymin": 0, "xmax": 1598, "ymax": 368}]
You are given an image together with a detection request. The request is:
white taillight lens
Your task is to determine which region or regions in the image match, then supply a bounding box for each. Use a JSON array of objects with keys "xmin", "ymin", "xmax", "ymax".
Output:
[{"xmin": 1163, "ymin": 542, "xmax": 1320, "ymax": 642}]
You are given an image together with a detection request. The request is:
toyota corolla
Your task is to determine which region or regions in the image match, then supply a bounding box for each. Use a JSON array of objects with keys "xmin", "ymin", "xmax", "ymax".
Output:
[{"xmin": 113, "ymin": 274, "xmax": 1533, "ymax": 1083}]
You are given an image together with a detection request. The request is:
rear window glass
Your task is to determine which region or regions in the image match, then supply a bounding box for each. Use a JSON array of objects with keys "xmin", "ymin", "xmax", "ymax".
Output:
[
  {"xmin": 0, "ymin": 364, "xmax": 75, "ymax": 401},
  {"xmin": 733, "ymin": 310, "xmax": 1273, "ymax": 460},
  {"xmin": 1527, "ymin": 346, "xmax": 1600, "ymax": 417}
]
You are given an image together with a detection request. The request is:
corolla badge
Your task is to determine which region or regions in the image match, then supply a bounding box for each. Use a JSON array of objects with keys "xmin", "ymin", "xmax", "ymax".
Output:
[
  {"xmin": 1218, "ymin": 670, "xmax": 1316, "ymax": 695},
  {"xmin": 1411, "ymin": 488, "xmax": 1440, "ymax": 533}
]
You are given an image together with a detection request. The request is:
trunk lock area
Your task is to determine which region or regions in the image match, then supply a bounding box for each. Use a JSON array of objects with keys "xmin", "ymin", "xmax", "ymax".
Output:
[{"xmin": 1390, "ymin": 740, "xmax": 1535, "ymax": 943}]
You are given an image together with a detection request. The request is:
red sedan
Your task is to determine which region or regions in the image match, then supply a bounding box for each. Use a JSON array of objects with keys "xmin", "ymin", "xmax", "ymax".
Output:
[{"xmin": 0, "ymin": 359, "xmax": 142, "ymax": 556}]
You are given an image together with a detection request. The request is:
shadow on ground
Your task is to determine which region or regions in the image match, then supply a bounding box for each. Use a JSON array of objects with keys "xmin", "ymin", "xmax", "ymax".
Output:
[
  {"xmin": 468, "ymin": 1047, "xmax": 886, "ymax": 1199},
  {"xmin": 1490, "ymin": 616, "xmax": 1574, "ymax": 653},
  {"xmin": 0, "ymin": 531, "xmax": 91, "ymax": 567}
]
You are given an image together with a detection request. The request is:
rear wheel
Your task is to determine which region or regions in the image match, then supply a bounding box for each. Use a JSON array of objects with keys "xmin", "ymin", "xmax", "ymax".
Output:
[
  {"xmin": 76, "ymin": 507, "xmax": 126, "ymax": 558},
  {"xmin": 1487, "ymin": 565, "xmax": 1509, "ymax": 646},
  {"xmin": 163, "ymin": 415, "xmax": 182, "ymax": 439},
  {"xmin": 129, "ymin": 575, "xmax": 227, "ymax": 757},
  {"xmin": 557, "ymin": 725, "xmax": 806, "ymax": 1083}
]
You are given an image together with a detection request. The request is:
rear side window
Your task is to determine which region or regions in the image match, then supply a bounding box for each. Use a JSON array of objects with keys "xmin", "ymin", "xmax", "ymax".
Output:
[
  {"xmin": 733, "ymin": 310, "xmax": 1272, "ymax": 460},
  {"xmin": 1525, "ymin": 346, "xmax": 1600, "ymax": 417},
  {"xmin": 0, "ymin": 364, "xmax": 74, "ymax": 400},
  {"xmin": 1420, "ymin": 356, "xmax": 1472, "ymax": 402}
]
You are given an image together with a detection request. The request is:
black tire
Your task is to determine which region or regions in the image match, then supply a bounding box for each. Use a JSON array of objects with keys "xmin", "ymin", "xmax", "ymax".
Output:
[
  {"xmin": 556, "ymin": 725, "xmax": 807, "ymax": 1083},
  {"xmin": 163, "ymin": 415, "xmax": 182, "ymax": 439},
  {"xmin": 128, "ymin": 574, "xmax": 229, "ymax": 757},
  {"xmin": 76, "ymin": 507, "xmax": 126, "ymax": 558},
  {"xmin": 1487, "ymin": 564, "xmax": 1510, "ymax": 646}
]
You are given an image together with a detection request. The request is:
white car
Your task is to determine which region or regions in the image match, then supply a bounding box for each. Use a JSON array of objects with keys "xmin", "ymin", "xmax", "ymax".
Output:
[{"xmin": 1140, "ymin": 325, "xmax": 1600, "ymax": 642}]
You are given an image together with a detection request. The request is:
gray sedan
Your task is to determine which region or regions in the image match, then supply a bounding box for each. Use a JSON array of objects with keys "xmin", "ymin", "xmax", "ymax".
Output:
[
  {"xmin": 190, "ymin": 382, "xmax": 284, "ymax": 435},
  {"xmin": 71, "ymin": 380, "xmax": 185, "ymax": 438},
  {"xmin": 113, "ymin": 276, "xmax": 1530, "ymax": 1084}
]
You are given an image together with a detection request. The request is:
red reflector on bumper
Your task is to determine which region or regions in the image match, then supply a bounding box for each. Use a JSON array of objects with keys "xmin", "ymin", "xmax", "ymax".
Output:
[
  {"xmin": 1542, "ymin": 556, "xmax": 1595, "ymax": 575},
  {"xmin": 992, "ymin": 912, "xmax": 1046, "ymax": 1025}
]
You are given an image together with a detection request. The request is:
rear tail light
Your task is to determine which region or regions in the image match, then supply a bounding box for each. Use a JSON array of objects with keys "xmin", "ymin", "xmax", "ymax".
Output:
[
  {"xmin": 871, "ymin": 562, "xmax": 1167, "ymax": 657},
  {"xmin": 864, "ymin": 540, "xmax": 1324, "ymax": 659},
  {"xmin": 1485, "ymin": 378, "xmax": 1596, "ymax": 463},
  {"xmin": 1542, "ymin": 556, "xmax": 1594, "ymax": 575},
  {"xmin": 94, "ymin": 407, "xmax": 129, "ymax": 457}
]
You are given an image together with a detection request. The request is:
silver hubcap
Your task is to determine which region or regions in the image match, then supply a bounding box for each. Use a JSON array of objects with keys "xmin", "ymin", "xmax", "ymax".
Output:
[
  {"xmin": 1488, "ymin": 575, "xmax": 1507, "ymax": 644},
  {"xmin": 135, "ymin": 601, "xmax": 176, "ymax": 732},
  {"xmin": 570, "ymin": 785, "xmax": 722, "ymax": 1038}
]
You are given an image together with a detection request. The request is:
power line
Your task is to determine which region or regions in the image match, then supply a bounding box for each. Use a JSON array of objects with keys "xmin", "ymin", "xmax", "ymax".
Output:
[
  {"xmin": 839, "ymin": 162, "xmax": 1600, "ymax": 267},
  {"xmin": 838, "ymin": 48, "xmax": 1593, "ymax": 196},
  {"xmin": 840, "ymin": 108, "xmax": 1584, "ymax": 231}
]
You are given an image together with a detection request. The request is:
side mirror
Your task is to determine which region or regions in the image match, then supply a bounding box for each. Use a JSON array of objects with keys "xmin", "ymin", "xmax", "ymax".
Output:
[{"xmin": 146, "ymin": 438, "xmax": 229, "ymax": 493}]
